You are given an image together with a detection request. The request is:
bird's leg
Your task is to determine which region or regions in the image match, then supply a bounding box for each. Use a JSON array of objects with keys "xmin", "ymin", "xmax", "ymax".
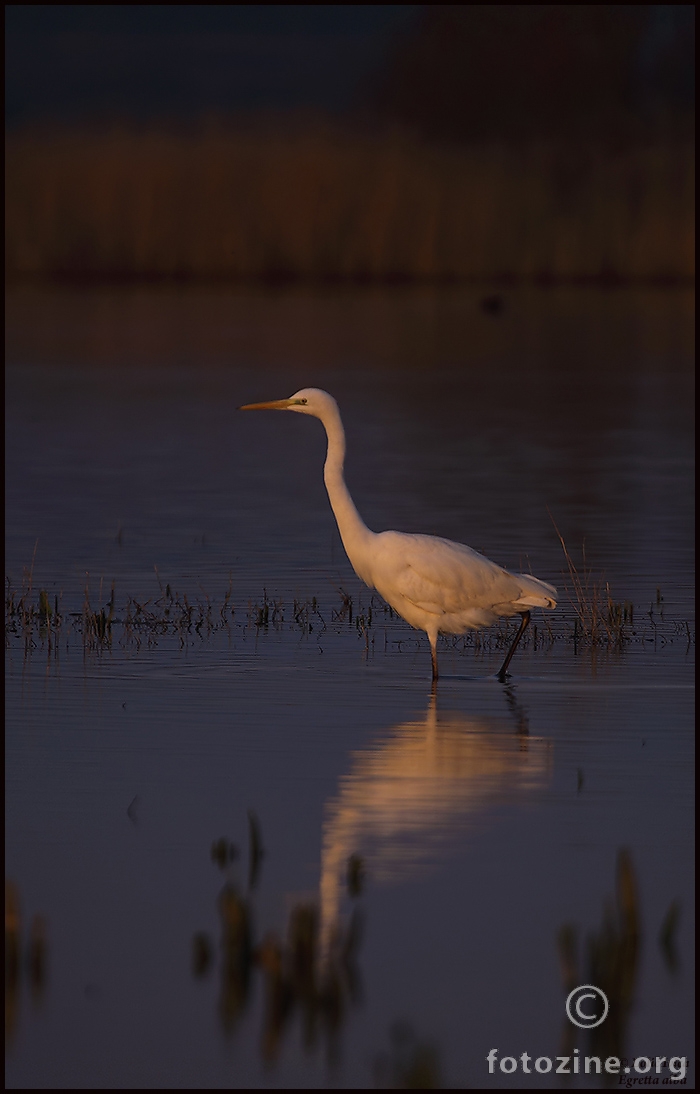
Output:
[
  {"xmin": 430, "ymin": 637, "xmax": 439, "ymax": 682},
  {"xmin": 497, "ymin": 611, "xmax": 531, "ymax": 683}
]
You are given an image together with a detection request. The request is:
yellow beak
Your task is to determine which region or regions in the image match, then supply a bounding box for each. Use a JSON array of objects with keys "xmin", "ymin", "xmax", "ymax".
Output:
[{"xmin": 238, "ymin": 398, "xmax": 294, "ymax": 411}]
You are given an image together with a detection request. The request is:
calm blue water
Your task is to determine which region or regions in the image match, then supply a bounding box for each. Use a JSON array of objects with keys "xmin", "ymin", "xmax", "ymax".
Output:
[{"xmin": 6, "ymin": 285, "xmax": 694, "ymax": 1088}]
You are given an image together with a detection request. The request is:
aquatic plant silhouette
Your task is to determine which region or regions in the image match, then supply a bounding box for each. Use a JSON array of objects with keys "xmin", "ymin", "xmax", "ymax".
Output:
[
  {"xmin": 190, "ymin": 814, "xmax": 363, "ymax": 1064},
  {"xmin": 557, "ymin": 849, "xmax": 641, "ymax": 1083},
  {"xmin": 5, "ymin": 882, "xmax": 48, "ymax": 1046}
]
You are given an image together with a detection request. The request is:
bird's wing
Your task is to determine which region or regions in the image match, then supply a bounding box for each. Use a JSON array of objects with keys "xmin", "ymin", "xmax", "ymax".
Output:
[{"xmin": 372, "ymin": 532, "xmax": 521, "ymax": 617}]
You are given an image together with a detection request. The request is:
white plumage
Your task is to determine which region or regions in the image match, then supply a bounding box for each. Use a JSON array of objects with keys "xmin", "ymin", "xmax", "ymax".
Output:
[{"xmin": 240, "ymin": 387, "xmax": 556, "ymax": 681}]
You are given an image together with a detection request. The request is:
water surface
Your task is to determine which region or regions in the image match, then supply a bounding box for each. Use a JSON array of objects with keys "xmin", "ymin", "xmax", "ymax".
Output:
[{"xmin": 6, "ymin": 284, "xmax": 694, "ymax": 1088}]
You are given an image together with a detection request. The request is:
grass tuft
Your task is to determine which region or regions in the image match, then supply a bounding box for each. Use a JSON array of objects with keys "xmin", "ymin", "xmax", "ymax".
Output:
[{"xmin": 549, "ymin": 512, "xmax": 632, "ymax": 646}]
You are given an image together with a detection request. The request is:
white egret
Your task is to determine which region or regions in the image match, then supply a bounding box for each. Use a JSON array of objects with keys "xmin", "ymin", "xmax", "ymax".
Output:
[{"xmin": 239, "ymin": 388, "xmax": 556, "ymax": 681}]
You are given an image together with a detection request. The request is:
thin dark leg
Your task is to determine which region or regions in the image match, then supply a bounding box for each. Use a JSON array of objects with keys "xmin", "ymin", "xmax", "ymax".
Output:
[
  {"xmin": 430, "ymin": 642, "xmax": 439, "ymax": 682},
  {"xmin": 497, "ymin": 611, "xmax": 531, "ymax": 683}
]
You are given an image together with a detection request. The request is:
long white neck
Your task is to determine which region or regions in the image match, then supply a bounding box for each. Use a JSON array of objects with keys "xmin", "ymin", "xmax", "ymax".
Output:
[{"xmin": 317, "ymin": 402, "xmax": 375, "ymax": 583}]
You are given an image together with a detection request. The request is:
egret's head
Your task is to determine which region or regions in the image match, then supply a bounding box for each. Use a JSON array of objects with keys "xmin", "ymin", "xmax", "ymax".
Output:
[{"xmin": 238, "ymin": 388, "xmax": 338, "ymax": 419}]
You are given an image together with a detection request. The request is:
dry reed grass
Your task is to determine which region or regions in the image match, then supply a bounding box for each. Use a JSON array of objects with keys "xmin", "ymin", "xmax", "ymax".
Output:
[
  {"xmin": 549, "ymin": 513, "xmax": 636, "ymax": 647},
  {"xmin": 6, "ymin": 124, "xmax": 694, "ymax": 283}
]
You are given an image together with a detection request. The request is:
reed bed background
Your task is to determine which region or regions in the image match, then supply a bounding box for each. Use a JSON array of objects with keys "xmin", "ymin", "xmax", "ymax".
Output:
[{"xmin": 6, "ymin": 124, "xmax": 694, "ymax": 284}]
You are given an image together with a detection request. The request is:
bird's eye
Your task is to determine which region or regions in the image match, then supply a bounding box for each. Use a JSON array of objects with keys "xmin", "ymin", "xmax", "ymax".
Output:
[{"xmin": 299, "ymin": 398, "xmax": 307, "ymax": 405}]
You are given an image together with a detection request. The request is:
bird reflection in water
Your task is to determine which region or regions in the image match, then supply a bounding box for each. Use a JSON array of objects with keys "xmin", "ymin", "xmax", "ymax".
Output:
[
  {"xmin": 557, "ymin": 849, "xmax": 640, "ymax": 1084},
  {"xmin": 320, "ymin": 689, "xmax": 550, "ymax": 952},
  {"xmin": 192, "ymin": 688, "xmax": 549, "ymax": 1068}
]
